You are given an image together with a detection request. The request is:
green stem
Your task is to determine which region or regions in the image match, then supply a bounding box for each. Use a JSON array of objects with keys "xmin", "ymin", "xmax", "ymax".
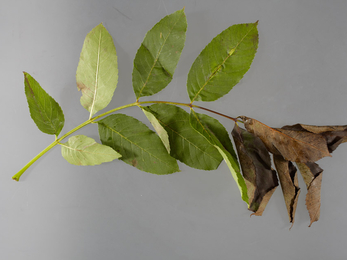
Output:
[{"xmin": 12, "ymin": 100, "xmax": 235, "ymax": 181}]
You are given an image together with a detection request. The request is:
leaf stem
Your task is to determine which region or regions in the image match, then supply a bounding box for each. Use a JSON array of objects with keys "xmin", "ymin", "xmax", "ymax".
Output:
[
  {"xmin": 12, "ymin": 100, "xmax": 236, "ymax": 181},
  {"xmin": 192, "ymin": 105, "xmax": 237, "ymax": 122}
]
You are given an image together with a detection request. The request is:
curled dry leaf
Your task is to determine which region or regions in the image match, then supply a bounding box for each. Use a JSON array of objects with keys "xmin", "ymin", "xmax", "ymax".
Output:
[
  {"xmin": 282, "ymin": 124, "xmax": 347, "ymax": 153},
  {"xmin": 232, "ymin": 124, "xmax": 278, "ymax": 215},
  {"xmin": 240, "ymin": 116, "xmax": 331, "ymax": 163},
  {"xmin": 296, "ymin": 162, "xmax": 323, "ymax": 227},
  {"xmin": 273, "ymin": 154, "xmax": 300, "ymax": 227}
]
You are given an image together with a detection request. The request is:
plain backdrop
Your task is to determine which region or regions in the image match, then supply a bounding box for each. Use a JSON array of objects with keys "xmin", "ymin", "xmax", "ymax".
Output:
[{"xmin": 1, "ymin": 0, "xmax": 347, "ymax": 259}]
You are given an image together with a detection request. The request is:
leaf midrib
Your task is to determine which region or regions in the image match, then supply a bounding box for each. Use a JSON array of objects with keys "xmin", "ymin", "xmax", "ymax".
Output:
[{"xmin": 90, "ymin": 29, "xmax": 102, "ymax": 118}]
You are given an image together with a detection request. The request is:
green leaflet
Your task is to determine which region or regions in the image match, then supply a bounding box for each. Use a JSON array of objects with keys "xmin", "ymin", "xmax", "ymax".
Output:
[
  {"xmin": 76, "ymin": 23, "xmax": 118, "ymax": 118},
  {"xmin": 61, "ymin": 135, "xmax": 121, "ymax": 166},
  {"xmin": 187, "ymin": 22, "xmax": 258, "ymax": 102},
  {"xmin": 145, "ymin": 104, "xmax": 223, "ymax": 170},
  {"xmin": 24, "ymin": 72, "xmax": 65, "ymax": 136},
  {"xmin": 189, "ymin": 111, "xmax": 248, "ymax": 204},
  {"xmin": 132, "ymin": 8, "xmax": 187, "ymax": 100},
  {"xmin": 142, "ymin": 107, "xmax": 170, "ymax": 153},
  {"xmin": 98, "ymin": 114, "xmax": 179, "ymax": 175}
]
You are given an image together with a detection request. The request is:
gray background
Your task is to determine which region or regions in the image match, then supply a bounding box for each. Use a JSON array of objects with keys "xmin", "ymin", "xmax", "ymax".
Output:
[{"xmin": 1, "ymin": 0, "xmax": 347, "ymax": 259}]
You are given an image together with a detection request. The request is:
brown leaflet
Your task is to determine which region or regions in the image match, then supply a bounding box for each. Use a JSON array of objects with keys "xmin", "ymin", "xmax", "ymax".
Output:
[
  {"xmin": 240, "ymin": 116, "xmax": 331, "ymax": 163},
  {"xmin": 282, "ymin": 124, "xmax": 347, "ymax": 153},
  {"xmin": 296, "ymin": 162, "xmax": 323, "ymax": 227},
  {"xmin": 232, "ymin": 124, "xmax": 278, "ymax": 216},
  {"xmin": 273, "ymin": 154, "xmax": 300, "ymax": 228}
]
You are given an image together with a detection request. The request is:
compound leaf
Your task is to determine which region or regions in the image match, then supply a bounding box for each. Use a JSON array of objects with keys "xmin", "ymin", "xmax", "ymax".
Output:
[
  {"xmin": 76, "ymin": 23, "xmax": 118, "ymax": 117},
  {"xmin": 61, "ymin": 135, "xmax": 121, "ymax": 166},
  {"xmin": 98, "ymin": 114, "xmax": 179, "ymax": 175},
  {"xmin": 145, "ymin": 104, "xmax": 223, "ymax": 170},
  {"xmin": 187, "ymin": 22, "xmax": 258, "ymax": 102},
  {"xmin": 24, "ymin": 72, "xmax": 64, "ymax": 136},
  {"xmin": 133, "ymin": 8, "xmax": 187, "ymax": 99}
]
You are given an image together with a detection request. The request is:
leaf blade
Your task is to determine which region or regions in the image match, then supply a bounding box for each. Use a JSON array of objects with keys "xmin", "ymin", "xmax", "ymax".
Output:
[
  {"xmin": 132, "ymin": 9, "xmax": 187, "ymax": 99},
  {"xmin": 282, "ymin": 123, "xmax": 347, "ymax": 153},
  {"xmin": 232, "ymin": 124, "xmax": 278, "ymax": 215},
  {"xmin": 76, "ymin": 23, "xmax": 118, "ymax": 117},
  {"xmin": 273, "ymin": 154, "xmax": 301, "ymax": 227},
  {"xmin": 61, "ymin": 135, "xmax": 121, "ymax": 166},
  {"xmin": 296, "ymin": 162, "xmax": 323, "ymax": 227},
  {"xmin": 187, "ymin": 22, "xmax": 258, "ymax": 102},
  {"xmin": 145, "ymin": 104, "xmax": 223, "ymax": 170},
  {"xmin": 241, "ymin": 116, "xmax": 331, "ymax": 163},
  {"xmin": 189, "ymin": 110, "xmax": 248, "ymax": 204},
  {"xmin": 24, "ymin": 72, "xmax": 65, "ymax": 136},
  {"xmin": 98, "ymin": 114, "xmax": 179, "ymax": 175},
  {"xmin": 142, "ymin": 107, "xmax": 170, "ymax": 153}
]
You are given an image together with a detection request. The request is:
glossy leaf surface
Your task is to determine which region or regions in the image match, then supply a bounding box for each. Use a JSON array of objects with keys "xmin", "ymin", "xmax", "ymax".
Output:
[
  {"xmin": 232, "ymin": 124, "xmax": 278, "ymax": 215},
  {"xmin": 187, "ymin": 22, "xmax": 258, "ymax": 102},
  {"xmin": 24, "ymin": 72, "xmax": 64, "ymax": 136},
  {"xmin": 132, "ymin": 9, "xmax": 187, "ymax": 99},
  {"xmin": 189, "ymin": 111, "xmax": 248, "ymax": 204},
  {"xmin": 98, "ymin": 114, "xmax": 179, "ymax": 175},
  {"xmin": 61, "ymin": 135, "xmax": 121, "ymax": 166},
  {"xmin": 76, "ymin": 23, "xmax": 118, "ymax": 117},
  {"xmin": 145, "ymin": 104, "xmax": 223, "ymax": 170}
]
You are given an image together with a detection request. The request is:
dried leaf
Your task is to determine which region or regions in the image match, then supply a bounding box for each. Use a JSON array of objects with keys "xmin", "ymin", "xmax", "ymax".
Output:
[
  {"xmin": 240, "ymin": 116, "xmax": 331, "ymax": 163},
  {"xmin": 296, "ymin": 162, "xmax": 323, "ymax": 227},
  {"xmin": 282, "ymin": 124, "xmax": 347, "ymax": 153},
  {"xmin": 273, "ymin": 154, "xmax": 300, "ymax": 227},
  {"xmin": 232, "ymin": 124, "xmax": 278, "ymax": 215},
  {"xmin": 187, "ymin": 22, "xmax": 258, "ymax": 102}
]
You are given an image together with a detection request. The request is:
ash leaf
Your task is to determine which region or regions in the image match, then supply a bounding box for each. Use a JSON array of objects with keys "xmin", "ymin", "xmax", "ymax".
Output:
[
  {"xmin": 296, "ymin": 162, "xmax": 323, "ymax": 227},
  {"xmin": 232, "ymin": 124, "xmax": 278, "ymax": 215},
  {"xmin": 273, "ymin": 154, "xmax": 300, "ymax": 228},
  {"xmin": 281, "ymin": 124, "xmax": 347, "ymax": 153},
  {"xmin": 240, "ymin": 116, "xmax": 331, "ymax": 163}
]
